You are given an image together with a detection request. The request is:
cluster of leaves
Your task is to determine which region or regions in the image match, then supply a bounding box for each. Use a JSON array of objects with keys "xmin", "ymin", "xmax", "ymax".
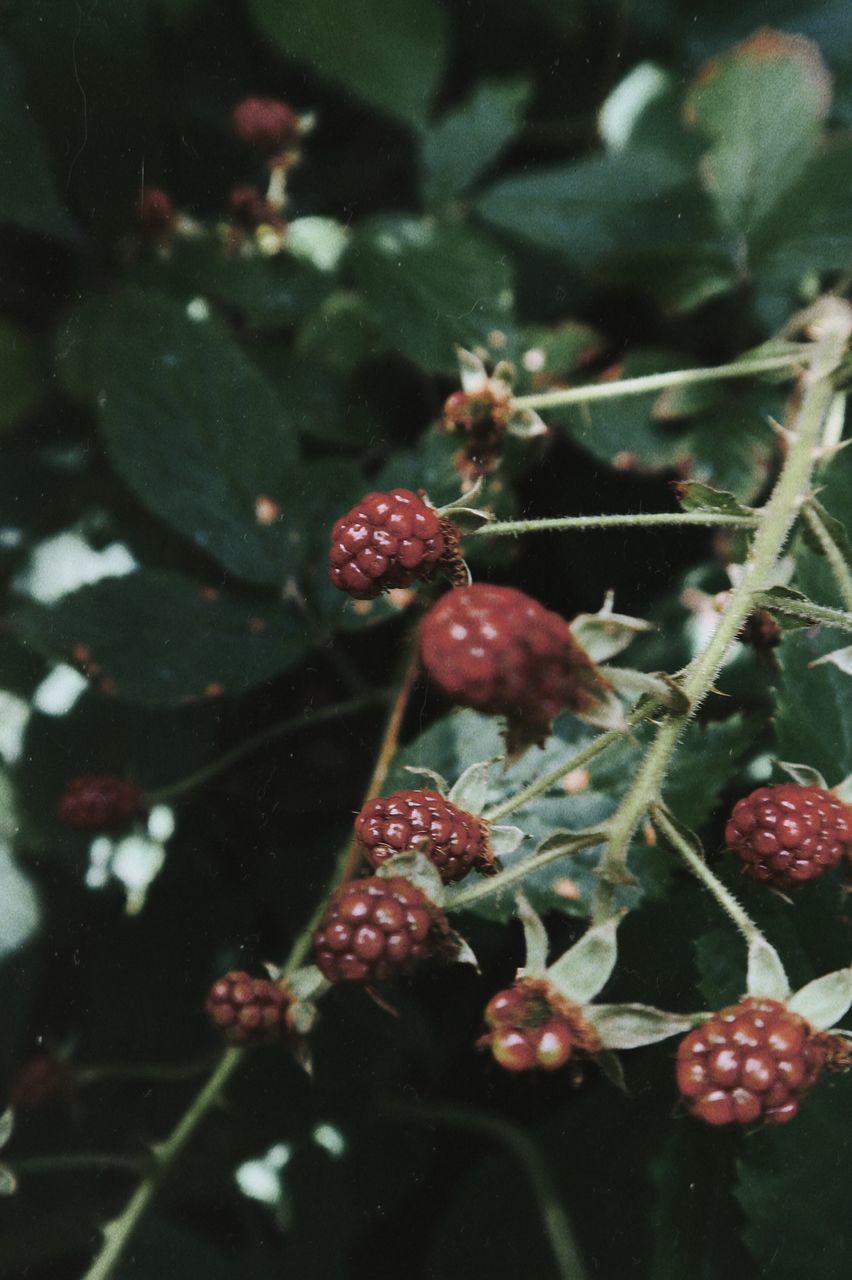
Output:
[{"xmin": 1, "ymin": 2, "xmax": 852, "ymax": 1278}]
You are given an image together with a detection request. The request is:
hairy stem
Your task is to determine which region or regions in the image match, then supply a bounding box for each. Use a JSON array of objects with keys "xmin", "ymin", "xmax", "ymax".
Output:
[
  {"xmin": 449, "ymin": 831, "xmax": 605, "ymax": 911},
  {"xmin": 512, "ymin": 350, "xmax": 808, "ymax": 413},
  {"xmin": 383, "ymin": 1102, "xmax": 587, "ymax": 1280},
  {"xmin": 801, "ymin": 501, "xmax": 852, "ymax": 612},
  {"xmin": 466, "ymin": 511, "xmax": 758, "ymax": 540},
  {"xmin": 650, "ymin": 804, "xmax": 762, "ymax": 943},
  {"xmin": 592, "ymin": 302, "xmax": 851, "ymax": 922},
  {"xmin": 484, "ymin": 700, "xmax": 660, "ymax": 824}
]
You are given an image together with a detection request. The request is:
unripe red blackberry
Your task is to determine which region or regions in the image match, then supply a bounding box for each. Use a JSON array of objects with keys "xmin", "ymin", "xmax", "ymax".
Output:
[
  {"xmin": 355, "ymin": 789, "xmax": 492, "ymax": 884},
  {"xmin": 737, "ymin": 609, "xmax": 781, "ymax": 653},
  {"xmin": 478, "ymin": 979, "xmax": 600, "ymax": 1073},
  {"xmin": 442, "ymin": 388, "xmax": 508, "ymax": 476},
  {"xmin": 228, "ymin": 184, "xmax": 280, "ymax": 230},
  {"xmin": 135, "ymin": 186, "xmax": 175, "ymax": 236},
  {"xmin": 329, "ymin": 489, "xmax": 455, "ymax": 600},
  {"xmin": 725, "ymin": 784, "xmax": 852, "ymax": 887},
  {"xmin": 231, "ymin": 97, "xmax": 300, "ymax": 152},
  {"xmin": 676, "ymin": 997, "xmax": 827, "ymax": 1126},
  {"xmin": 58, "ymin": 775, "xmax": 144, "ymax": 830},
  {"xmin": 206, "ymin": 971, "xmax": 289, "ymax": 1046},
  {"xmin": 313, "ymin": 875, "xmax": 450, "ymax": 985},
  {"xmin": 419, "ymin": 584, "xmax": 604, "ymax": 753}
]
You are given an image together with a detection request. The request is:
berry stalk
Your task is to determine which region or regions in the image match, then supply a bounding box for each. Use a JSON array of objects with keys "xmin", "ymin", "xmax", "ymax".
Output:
[
  {"xmin": 592, "ymin": 299, "xmax": 852, "ymax": 921},
  {"xmin": 466, "ymin": 510, "xmax": 760, "ymax": 539},
  {"xmin": 511, "ymin": 349, "xmax": 809, "ymax": 412},
  {"xmin": 801, "ymin": 501, "xmax": 852, "ymax": 611}
]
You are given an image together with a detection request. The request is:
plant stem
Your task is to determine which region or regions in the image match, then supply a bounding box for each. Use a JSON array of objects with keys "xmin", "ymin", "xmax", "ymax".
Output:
[
  {"xmin": 81, "ymin": 1048, "xmax": 243, "ymax": 1280},
  {"xmin": 12, "ymin": 1153, "xmax": 150, "ymax": 1177},
  {"xmin": 147, "ymin": 693, "xmax": 386, "ymax": 803},
  {"xmin": 484, "ymin": 700, "xmax": 660, "ymax": 824},
  {"xmin": 382, "ymin": 1102, "xmax": 587, "ymax": 1280},
  {"xmin": 650, "ymin": 804, "xmax": 761, "ymax": 943},
  {"xmin": 449, "ymin": 831, "xmax": 604, "ymax": 911},
  {"xmin": 338, "ymin": 637, "xmax": 421, "ymax": 885},
  {"xmin": 512, "ymin": 351, "xmax": 808, "ymax": 412},
  {"xmin": 753, "ymin": 593, "xmax": 852, "ymax": 633},
  {"xmin": 466, "ymin": 511, "xmax": 759, "ymax": 540},
  {"xmin": 801, "ymin": 502, "xmax": 852, "ymax": 611},
  {"xmin": 591, "ymin": 302, "xmax": 851, "ymax": 922}
]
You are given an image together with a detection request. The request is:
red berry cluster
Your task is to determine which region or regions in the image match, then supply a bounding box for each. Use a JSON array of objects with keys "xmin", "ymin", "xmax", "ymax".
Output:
[
  {"xmin": 419, "ymin": 583, "xmax": 604, "ymax": 753},
  {"xmin": 676, "ymin": 997, "xmax": 826, "ymax": 1126},
  {"xmin": 355, "ymin": 789, "xmax": 492, "ymax": 884},
  {"xmin": 329, "ymin": 489, "xmax": 453, "ymax": 600},
  {"xmin": 206, "ymin": 971, "xmax": 291, "ymax": 1046},
  {"xmin": 725, "ymin": 784, "xmax": 852, "ymax": 887},
  {"xmin": 442, "ymin": 388, "xmax": 509, "ymax": 477},
  {"xmin": 231, "ymin": 96, "xmax": 300, "ymax": 154},
  {"xmin": 58, "ymin": 775, "xmax": 143, "ymax": 830},
  {"xmin": 479, "ymin": 980, "xmax": 600, "ymax": 1072},
  {"xmin": 313, "ymin": 875, "xmax": 450, "ymax": 985}
]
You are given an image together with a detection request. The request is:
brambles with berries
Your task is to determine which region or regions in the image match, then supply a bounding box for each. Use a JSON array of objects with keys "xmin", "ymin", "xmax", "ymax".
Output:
[
  {"xmin": 479, "ymin": 980, "xmax": 600, "ymax": 1073},
  {"xmin": 355, "ymin": 789, "xmax": 492, "ymax": 883},
  {"xmin": 329, "ymin": 488, "xmax": 460, "ymax": 600},
  {"xmin": 313, "ymin": 876, "xmax": 452, "ymax": 985},
  {"xmin": 419, "ymin": 583, "xmax": 608, "ymax": 754},
  {"xmin": 725, "ymin": 785, "xmax": 852, "ymax": 888},
  {"xmin": 205, "ymin": 971, "xmax": 291, "ymax": 1046}
]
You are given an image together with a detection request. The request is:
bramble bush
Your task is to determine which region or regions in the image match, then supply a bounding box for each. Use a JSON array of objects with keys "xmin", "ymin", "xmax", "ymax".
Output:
[{"xmin": 2, "ymin": 2, "xmax": 852, "ymax": 1277}]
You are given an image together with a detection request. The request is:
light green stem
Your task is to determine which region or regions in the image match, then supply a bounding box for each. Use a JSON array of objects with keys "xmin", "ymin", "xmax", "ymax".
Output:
[
  {"xmin": 449, "ymin": 831, "xmax": 605, "ymax": 911},
  {"xmin": 650, "ymin": 804, "xmax": 761, "ymax": 943},
  {"xmin": 753, "ymin": 594, "xmax": 852, "ymax": 633},
  {"xmin": 512, "ymin": 351, "xmax": 807, "ymax": 412},
  {"xmin": 484, "ymin": 700, "xmax": 660, "ymax": 824},
  {"xmin": 592, "ymin": 302, "xmax": 851, "ymax": 922},
  {"xmin": 384, "ymin": 1103, "xmax": 587, "ymax": 1280},
  {"xmin": 82, "ymin": 1049, "xmax": 243, "ymax": 1280},
  {"xmin": 467, "ymin": 511, "xmax": 758, "ymax": 540},
  {"xmin": 801, "ymin": 502, "xmax": 852, "ymax": 612}
]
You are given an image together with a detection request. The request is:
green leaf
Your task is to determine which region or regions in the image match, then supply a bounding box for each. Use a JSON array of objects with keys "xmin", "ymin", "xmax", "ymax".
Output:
[
  {"xmin": 569, "ymin": 596, "xmax": 655, "ymax": 663},
  {"xmin": 788, "ymin": 967, "xmax": 852, "ymax": 1030},
  {"xmin": 673, "ymin": 480, "xmax": 751, "ymax": 517},
  {"xmin": 477, "ymin": 146, "xmax": 695, "ymax": 267},
  {"xmin": 685, "ymin": 29, "xmax": 830, "ymax": 236},
  {"xmin": 746, "ymin": 935, "xmax": 790, "ymax": 1001},
  {"xmin": 752, "ymin": 585, "xmax": 852, "ymax": 633},
  {"xmin": 776, "ymin": 760, "xmax": 828, "ymax": 790},
  {"xmin": 15, "ymin": 570, "xmax": 308, "ymax": 706},
  {"xmin": 93, "ymin": 290, "xmax": 300, "ymax": 587},
  {"xmin": 546, "ymin": 915, "xmax": 621, "ymax": 1004},
  {"xmin": 0, "ymin": 42, "xmax": 72, "ymax": 239},
  {"xmin": 448, "ymin": 761, "xmax": 494, "ymax": 815},
  {"xmin": 0, "ymin": 323, "xmax": 42, "ymax": 433},
  {"xmin": 249, "ymin": 0, "xmax": 447, "ymax": 128},
  {"xmin": 737, "ymin": 1073, "xmax": 852, "ymax": 1279},
  {"xmin": 663, "ymin": 714, "xmax": 762, "ymax": 832},
  {"xmin": 775, "ymin": 630, "xmax": 852, "ymax": 783},
  {"xmin": 348, "ymin": 217, "xmax": 514, "ymax": 373},
  {"xmin": 420, "ymin": 79, "xmax": 530, "ymax": 205},
  {"xmin": 516, "ymin": 892, "xmax": 549, "ymax": 976},
  {"xmin": 750, "ymin": 137, "xmax": 852, "ymax": 280},
  {"xmin": 583, "ymin": 1003, "xmax": 697, "ymax": 1050}
]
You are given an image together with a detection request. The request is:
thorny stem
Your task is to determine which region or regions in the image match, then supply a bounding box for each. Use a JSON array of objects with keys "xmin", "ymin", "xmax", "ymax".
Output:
[
  {"xmin": 650, "ymin": 804, "xmax": 762, "ymax": 944},
  {"xmin": 592, "ymin": 301, "xmax": 852, "ymax": 924},
  {"xmin": 512, "ymin": 350, "xmax": 809, "ymax": 412},
  {"xmin": 383, "ymin": 1103, "xmax": 587, "ymax": 1280},
  {"xmin": 467, "ymin": 511, "xmax": 759, "ymax": 539},
  {"xmin": 483, "ymin": 699, "xmax": 660, "ymax": 824},
  {"xmin": 148, "ymin": 693, "xmax": 386, "ymax": 804},
  {"xmin": 801, "ymin": 501, "xmax": 852, "ymax": 612},
  {"xmin": 753, "ymin": 594, "xmax": 852, "ymax": 634}
]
